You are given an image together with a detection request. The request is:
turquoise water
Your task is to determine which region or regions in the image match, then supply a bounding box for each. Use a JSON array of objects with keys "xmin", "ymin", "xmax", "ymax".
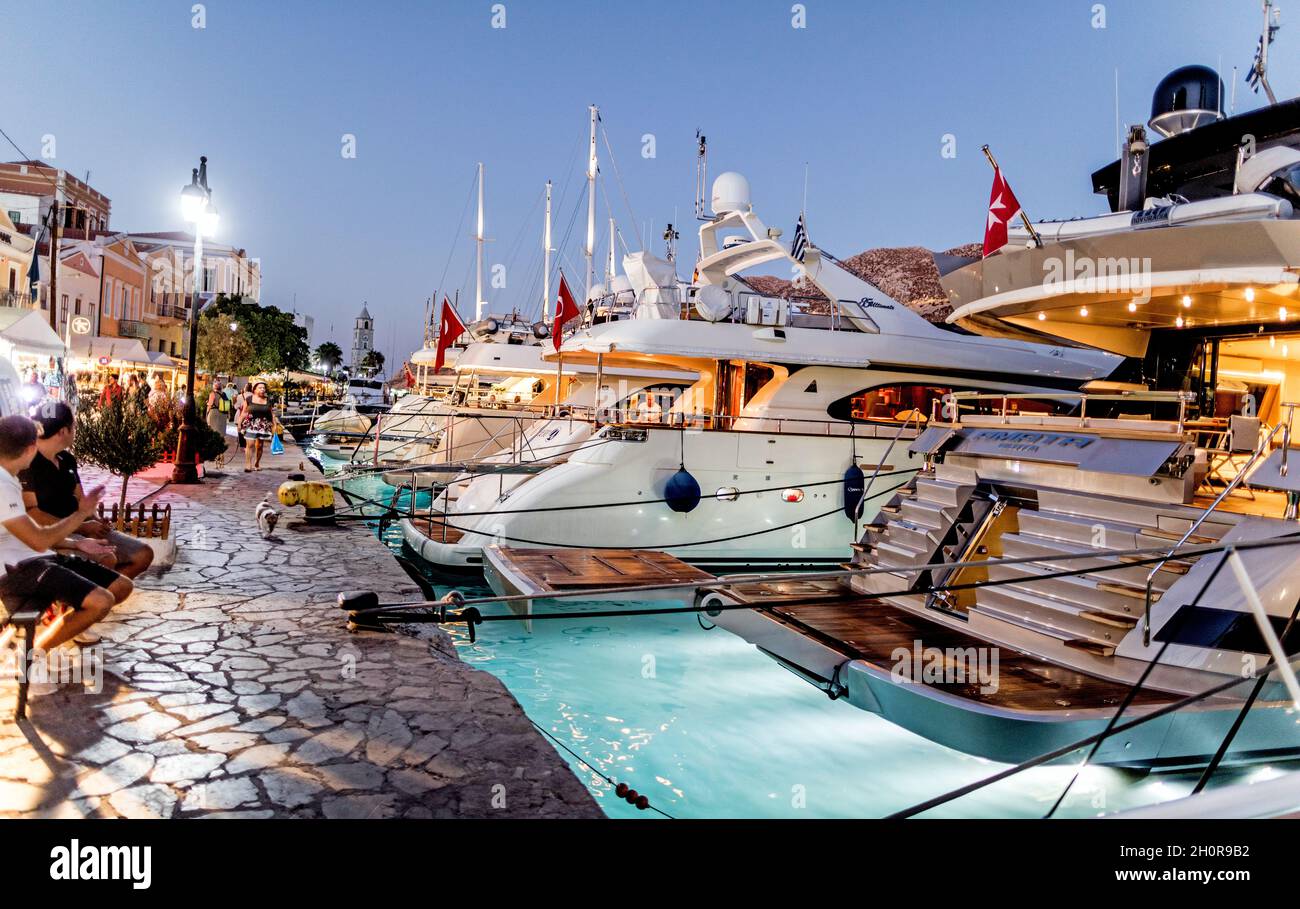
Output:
[{"xmin": 317, "ymin": 451, "xmax": 1268, "ymax": 819}]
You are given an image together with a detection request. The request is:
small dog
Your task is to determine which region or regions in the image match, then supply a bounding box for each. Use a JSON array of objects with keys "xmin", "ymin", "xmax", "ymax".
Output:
[{"xmin": 255, "ymin": 496, "xmax": 280, "ymax": 539}]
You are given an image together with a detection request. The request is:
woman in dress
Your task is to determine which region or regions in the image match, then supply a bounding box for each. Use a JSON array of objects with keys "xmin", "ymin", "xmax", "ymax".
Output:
[
  {"xmin": 237, "ymin": 380, "xmax": 275, "ymax": 472},
  {"xmin": 206, "ymin": 379, "xmax": 230, "ymax": 439}
]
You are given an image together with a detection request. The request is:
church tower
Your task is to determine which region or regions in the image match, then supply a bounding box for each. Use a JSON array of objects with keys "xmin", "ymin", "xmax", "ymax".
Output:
[{"xmin": 351, "ymin": 304, "xmax": 374, "ymax": 373}]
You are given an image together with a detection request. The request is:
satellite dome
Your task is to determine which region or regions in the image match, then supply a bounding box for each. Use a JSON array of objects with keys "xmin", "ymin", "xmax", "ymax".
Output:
[
  {"xmin": 1149, "ymin": 65, "xmax": 1225, "ymax": 138},
  {"xmin": 711, "ymin": 172, "xmax": 751, "ymax": 215}
]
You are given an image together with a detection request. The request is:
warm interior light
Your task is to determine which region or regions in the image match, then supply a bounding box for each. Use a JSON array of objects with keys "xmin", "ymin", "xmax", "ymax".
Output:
[
  {"xmin": 1037, "ymin": 311, "xmax": 1046, "ymax": 321},
  {"xmin": 1270, "ymin": 335, "xmax": 1277, "ymax": 348},
  {"xmin": 1181, "ymin": 295, "xmax": 1192, "ymax": 307},
  {"xmin": 1079, "ymin": 306, "xmax": 1088, "ymax": 317},
  {"xmin": 1175, "ymin": 315, "xmax": 1184, "ymax": 327},
  {"xmin": 1281, "ymin": 307, "xmax": 1289, "ymax": 322},
  {"xmin": 1245, "ymin": 287, "xmax": 1256, "ymax": 302},
  {"xmin": 1127, "ymin": 301, "xmax": 1137, "ymax": 313}
]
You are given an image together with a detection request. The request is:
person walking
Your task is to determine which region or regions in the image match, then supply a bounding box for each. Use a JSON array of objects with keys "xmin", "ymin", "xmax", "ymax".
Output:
[
  {"xmin": 237, "ymin": 380, "xmax": 275, "ymax": 472},
  {"xmin": 206, "ymin": 379, "xmax": 230, "ymax": 438},
  {"xmin": 98, "ymin": 374, "xmax": 123, "ymax": 407}
]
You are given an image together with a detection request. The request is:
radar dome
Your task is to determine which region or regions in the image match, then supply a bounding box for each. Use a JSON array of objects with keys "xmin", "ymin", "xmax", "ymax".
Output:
[
  {"xmin": 711, "ymin": 172, "xmax": 751, "ymax": 215},
  {"xmin": 1149, "ymin": 65, "xmax": 1224, "ymax": 138}
]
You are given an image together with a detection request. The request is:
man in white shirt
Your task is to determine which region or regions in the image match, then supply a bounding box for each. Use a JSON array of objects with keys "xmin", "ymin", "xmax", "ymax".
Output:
[{"xmin": 0, "ymin": 415, "xmax": 130, "ymax": 651}]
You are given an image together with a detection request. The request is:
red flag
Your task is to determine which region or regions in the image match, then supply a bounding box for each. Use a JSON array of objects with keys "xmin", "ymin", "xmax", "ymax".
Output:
[
  {"xmin": 434, "ymin": 297, "xmax": 467, "ymax": 372},
  {"xmin": 552, "ymin": 273, "xmax": 580, "ymax": 353},
  {"xmin": 983, "ymin": 166, "xmax": 1023, "ymax": 258}
]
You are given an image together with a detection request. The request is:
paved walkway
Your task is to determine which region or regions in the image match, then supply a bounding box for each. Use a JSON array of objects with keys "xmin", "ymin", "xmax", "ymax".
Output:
[{"xmin": 0, "ymin": 439, "xmax": 600, "ymax": 819}]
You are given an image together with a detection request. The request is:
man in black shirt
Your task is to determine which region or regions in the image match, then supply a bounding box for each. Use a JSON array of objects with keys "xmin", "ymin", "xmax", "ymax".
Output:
[{"xmin": 20, "ymin": 403, "xmax": 155, "ymax": 579}]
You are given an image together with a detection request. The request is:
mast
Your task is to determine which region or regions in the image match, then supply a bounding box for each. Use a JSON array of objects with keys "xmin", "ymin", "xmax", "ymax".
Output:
[
  {"xmin": 542, "ymin": 179, "xmax": 553, "ymax": 320},
  {"xmin": 607, "ymin": 217, "xmax": 616, "ymax": 283},
  {"xmin": 475, "ymin": 161, "xmax": 486, "ymax": 320},
  {"xmin": 585, "ymin": 104, "xmax": 598, "ymax": 304}
]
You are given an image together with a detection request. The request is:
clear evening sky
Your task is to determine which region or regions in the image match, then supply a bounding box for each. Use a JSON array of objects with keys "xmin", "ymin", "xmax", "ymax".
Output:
[{"xmin": 6, "ymin": 0, "xmax": 1294, "ymax": 370}]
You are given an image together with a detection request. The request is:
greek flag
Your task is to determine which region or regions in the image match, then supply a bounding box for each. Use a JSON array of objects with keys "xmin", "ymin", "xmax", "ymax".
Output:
[
  {"xmin": 1248, "ymin": 36, "xmax": 1265, "ymax": 90},
  {"xmin": 791, "ymin": 212, "xmax": 808, "ymax": 263}
]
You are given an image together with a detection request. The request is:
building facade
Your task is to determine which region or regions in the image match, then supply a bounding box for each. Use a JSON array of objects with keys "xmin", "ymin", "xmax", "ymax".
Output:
[{"xmin": 0, "ymin": 161, "xmax": 111, "ymax": 233}]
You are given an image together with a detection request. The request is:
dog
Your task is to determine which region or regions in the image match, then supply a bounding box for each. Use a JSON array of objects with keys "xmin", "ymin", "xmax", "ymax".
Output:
[{"xmin": 255, "ymin": 495, "xmax": 280, "ymax": 539}]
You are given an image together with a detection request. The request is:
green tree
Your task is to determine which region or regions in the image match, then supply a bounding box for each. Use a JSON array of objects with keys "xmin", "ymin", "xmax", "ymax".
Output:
[
  {"xmin": 73, "ymin": 395, "xmax": 165, "ymax": 511},
  {"xmin": 315, "ymin": 341, "xmax": 343, "ymax": 373},
  {"xmin": 204, "ymin": 295, "xmax": 310, "ymax": 373},
  {"xmin": 360, "ymin": 349, "xmax": 386, "ymax": 376},
  {"xmin": 197, "ymin": 312, "xmax": 258, "ymax": 377}
]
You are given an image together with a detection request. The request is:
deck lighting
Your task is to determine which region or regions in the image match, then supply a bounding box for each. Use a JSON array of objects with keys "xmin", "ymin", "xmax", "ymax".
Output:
[
  {"xmin": 1246, "ymin": 287, "xmax": 1257, "ymax": 302},
  {"xmin": 1181, "ymin": 295, "xmax": 1192, "ymax": 307},
  {"xmin": 1079, "ymin": 306, "xmax": 1088, "ymax": 317},
  {"xmin": 1175, "ymin": 315, "xmax": 1185, "ymax": 328},
  {"xmin": 1037, "ymin": 311, "xmax": 1046, "ymax": 320}
]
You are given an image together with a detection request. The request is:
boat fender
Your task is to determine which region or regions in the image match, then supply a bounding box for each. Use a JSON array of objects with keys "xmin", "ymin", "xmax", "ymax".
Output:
[
  {"xmin": 665, "ymin": 468, "xmax": 702, "ymax": 513},
  {"xmin": 843, "ymin": 462, "xmax": 866, "ymax": 521}
]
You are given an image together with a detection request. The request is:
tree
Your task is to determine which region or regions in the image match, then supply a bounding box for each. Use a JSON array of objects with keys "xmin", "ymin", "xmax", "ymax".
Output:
[
  {"xmin": 360, "ymin": 350, "xmax": 385, "ymax": 376},
  {"xmin": 197, "ymin": 312, "xmax": 257, "ymax": 377},
  {"xmin": 73, "ymin": 395, "xmax": 165, "ymax": 511},
  {"xmin": 204, "ymin": 295, "xmax": 310, "ymax": 373},
  {"xmin": 315, "ymin": 341, "xmax": 343, "ymax": 373}
]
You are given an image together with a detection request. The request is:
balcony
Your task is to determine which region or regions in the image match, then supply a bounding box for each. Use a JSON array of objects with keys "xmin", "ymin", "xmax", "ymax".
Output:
[
  {"xmin": 0, "ymin": 290, "xmax": 33, "ymax": 308},
  {"xmin": 152, "ymin": 303, "xmax": 189, "ymax": 321},
  {"xmin": 116, "ymin": 320, "xmax": 151, "ymax": 340}
]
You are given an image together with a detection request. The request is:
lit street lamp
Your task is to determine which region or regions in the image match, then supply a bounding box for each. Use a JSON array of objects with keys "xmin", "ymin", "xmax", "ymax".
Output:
[{"xmin": 172, "ymin": 156, "xmax": 219, "ymax": 484}]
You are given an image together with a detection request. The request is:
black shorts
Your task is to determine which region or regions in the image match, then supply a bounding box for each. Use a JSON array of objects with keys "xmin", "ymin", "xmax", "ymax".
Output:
[{"xmin": 0, "ymin": 554, "xmax": 121, "ymax": 619}]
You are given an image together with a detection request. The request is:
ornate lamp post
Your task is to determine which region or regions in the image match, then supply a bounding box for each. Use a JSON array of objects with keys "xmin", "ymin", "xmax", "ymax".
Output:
[{"xmin": 172, "ymin": 156, "xmax": 219, "ymax": 483}]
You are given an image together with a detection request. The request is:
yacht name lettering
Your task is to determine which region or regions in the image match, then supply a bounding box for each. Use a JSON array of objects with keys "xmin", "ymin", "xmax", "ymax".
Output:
[
  {"xmin": 971, "ymin": 430, "xmax": 1096, "ymax": 452},
  {"xmin": 858, "ymin": 296, "xmax": 895, "ymax": 310}
]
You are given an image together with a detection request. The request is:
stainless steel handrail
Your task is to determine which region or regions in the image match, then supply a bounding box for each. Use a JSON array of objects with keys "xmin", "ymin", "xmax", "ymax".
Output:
[{"xmin": 1142, "ymin": 414, "xmax": 1293, "ymax": 644}]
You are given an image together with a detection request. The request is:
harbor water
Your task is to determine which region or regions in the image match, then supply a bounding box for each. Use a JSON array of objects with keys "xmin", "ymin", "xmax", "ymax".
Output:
[{"xmin": 319, "ymin": 452, "xmax": 1273, "ymax": 819}]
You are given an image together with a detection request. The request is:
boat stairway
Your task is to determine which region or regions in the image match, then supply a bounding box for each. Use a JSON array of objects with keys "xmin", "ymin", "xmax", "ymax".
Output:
[
  {"xmin": 969, "ymin": 494, "xmax": 1236, "ymax": 659},
  {"xmin": 847, "ymin": 467, "xmax": 987, "ymax": 608},
  {"xmin": 844, "ymin": 468, "xmax": 1242, "ymax": 659}
]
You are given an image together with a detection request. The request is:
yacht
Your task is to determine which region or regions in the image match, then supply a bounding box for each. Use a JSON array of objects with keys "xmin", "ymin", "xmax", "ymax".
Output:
[
  {"xmin": 712, "ymin": 60, "xmax": 1300, "ymax": 771},
  {"xmin": 400, "ymin": 172, "xmax": 1120, "ymax": 573}
]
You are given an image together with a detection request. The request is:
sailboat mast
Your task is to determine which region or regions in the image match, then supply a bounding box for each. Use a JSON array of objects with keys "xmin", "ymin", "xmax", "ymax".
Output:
[
  {"xmin": 543, "ymin": 179, "xmax": 553, "ymax": 321},
  {"xmin": 476, "ymin": 161, "xmax": 486, "ymax": 320},
  {"xmin": 607, "ymin": 217, "xmax": 616, "ymax": 283},
  {"xmin": 585, "ymin": 104, "xmax": 598, "ymax": 303}
]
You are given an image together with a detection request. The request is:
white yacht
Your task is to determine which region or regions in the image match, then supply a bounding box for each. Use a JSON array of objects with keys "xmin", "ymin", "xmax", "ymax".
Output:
[
  {"xmin": 712, "ymin": 60, "xmax": 1300, "ymax": 773},
  {"xmin": 400, "ymin": 173, "xmax": 1120, "ymax": 572}
]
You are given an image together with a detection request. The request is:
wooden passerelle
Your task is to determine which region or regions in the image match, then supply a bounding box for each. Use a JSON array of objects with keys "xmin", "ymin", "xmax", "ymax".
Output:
[{"xmin": 488, "ymin": 546, "xmax": 713, "ymax": 592}]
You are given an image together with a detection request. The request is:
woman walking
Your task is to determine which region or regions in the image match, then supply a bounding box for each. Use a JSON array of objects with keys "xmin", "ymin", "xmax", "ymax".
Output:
[
  {"xmin": 237, "ymin": 381, "xmax": 275, "ymax": 472},
  {"xmin": 206, "ymin": 380, "xmax": 230, "ymax": 438}
]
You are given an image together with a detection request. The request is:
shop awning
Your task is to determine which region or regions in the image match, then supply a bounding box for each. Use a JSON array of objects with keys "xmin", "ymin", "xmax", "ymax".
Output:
[
  {"xmin": 69, "ymin": 335, "xmax": 151, "ymax": 365},
  {"xmin": 147, "ymin": 351, "xmax": 178, "ymax": 369},
  {"xmin": 0, "ymin": 308, "xmax": 67, "ymax": 359}
]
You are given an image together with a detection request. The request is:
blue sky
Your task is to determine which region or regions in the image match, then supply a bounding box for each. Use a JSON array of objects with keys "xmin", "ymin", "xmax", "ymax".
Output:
[{"xmin": 5, "ymin": 0, "xmax": 1294, "ymax": 369}]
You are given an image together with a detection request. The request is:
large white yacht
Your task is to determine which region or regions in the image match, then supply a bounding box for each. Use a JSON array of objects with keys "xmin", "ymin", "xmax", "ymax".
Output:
[
  {"xmin": 712, "ymin": 60, "xmax": 1300, "ymax": 774},
  {"xmin": 400, "ymin": 173, "xmax": 1120, "ymax": 572}
]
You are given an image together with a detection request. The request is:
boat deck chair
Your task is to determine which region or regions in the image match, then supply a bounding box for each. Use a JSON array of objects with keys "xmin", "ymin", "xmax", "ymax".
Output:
[{"xmin": 1203, "ymin": 414, "xmax": 1262, "ymax": 499}]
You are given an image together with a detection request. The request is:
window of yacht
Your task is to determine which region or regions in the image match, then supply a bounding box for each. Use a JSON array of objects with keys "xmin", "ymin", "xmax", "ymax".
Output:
[{"xmin": 831, "ymin": 384, "xmax": 1077, "ymax": 424}]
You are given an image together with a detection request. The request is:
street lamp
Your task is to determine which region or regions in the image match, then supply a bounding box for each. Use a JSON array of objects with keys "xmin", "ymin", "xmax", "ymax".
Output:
[{"xmin": 172, "ymin": 156, "xmax": 217, "ymax": 484}]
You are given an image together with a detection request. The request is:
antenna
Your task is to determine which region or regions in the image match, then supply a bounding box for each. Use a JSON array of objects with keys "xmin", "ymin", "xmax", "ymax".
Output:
[{"xmin": 693, "ymin": 130, "xmax": 708, "ymax": 220}]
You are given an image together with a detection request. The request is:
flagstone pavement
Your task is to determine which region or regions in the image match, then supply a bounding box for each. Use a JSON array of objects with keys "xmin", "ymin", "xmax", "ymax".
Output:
[{"xmin": 0, "ymin": 439, "xmax": 601, "ymax": 819}]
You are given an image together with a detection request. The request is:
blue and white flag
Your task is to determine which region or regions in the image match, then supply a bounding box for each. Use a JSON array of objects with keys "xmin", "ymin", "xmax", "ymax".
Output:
[{"xmin": 790, "ymin": 212, "xmax": 808, "ymax": 263}]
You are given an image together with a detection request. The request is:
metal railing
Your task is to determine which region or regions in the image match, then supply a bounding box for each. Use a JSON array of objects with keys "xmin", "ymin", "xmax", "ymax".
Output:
[
  {"xmin": 942, "ymin": 389, "xmax": 1194, "ymax": 431},
  {"xmin": 1141, "ymin": 405, "xmax": 1296, "ymax": 644},
  {"xmin": 116, "ymin": 320, "xmax": 151, "ymax": 340}
]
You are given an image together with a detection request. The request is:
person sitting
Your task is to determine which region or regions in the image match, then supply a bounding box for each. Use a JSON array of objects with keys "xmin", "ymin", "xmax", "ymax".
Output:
[
  {"xmin": 0, "ymin": 415, "xmax": 131, "ymax": 652},
  {"xmin": 20, "ymin": 403, "xmax": 154, "ymax": 579}
]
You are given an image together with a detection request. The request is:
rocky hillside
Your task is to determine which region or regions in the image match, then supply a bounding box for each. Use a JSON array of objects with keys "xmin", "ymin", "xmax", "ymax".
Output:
[{"xmin": 739, "ymin": 243, "xmax": 979, "ymax": 324}]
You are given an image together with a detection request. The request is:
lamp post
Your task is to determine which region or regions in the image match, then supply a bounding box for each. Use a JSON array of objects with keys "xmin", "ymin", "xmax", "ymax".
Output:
[{"xmin": 172, "ymin": 156, "xmax": 219, "ymax": 483}]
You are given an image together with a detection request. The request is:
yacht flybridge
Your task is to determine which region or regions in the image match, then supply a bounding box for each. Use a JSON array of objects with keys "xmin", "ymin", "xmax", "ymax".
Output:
[
  {"xmin": 400, "ymin": 173, "xmax": 1119, "ymax": 572},
  {"xmin": 711, "ymin": 63, "xmax": 1300, "ymax": 770}
]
